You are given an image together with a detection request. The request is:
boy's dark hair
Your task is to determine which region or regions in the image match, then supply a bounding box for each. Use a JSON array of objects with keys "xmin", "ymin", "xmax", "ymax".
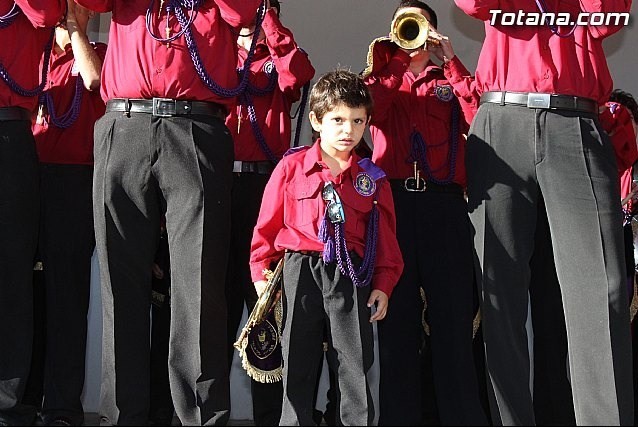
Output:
[
  {"xmin": 309, "ymin": 69, "xmax": 374, "ymax": 122},
  {"xmin": 393, "ymin": 0, "xmax": 438, "ymax": 29},
  {"xmin": 610, "ymin": 89, "xmax": 638, "ymax": 122}
]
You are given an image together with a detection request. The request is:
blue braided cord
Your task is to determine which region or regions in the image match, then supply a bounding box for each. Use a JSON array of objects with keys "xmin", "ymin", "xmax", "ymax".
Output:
[
  {"xmin": 39, "ymin": 75, "xmax": 84, "ymax": 129},
  {"xmin": 408, "ymin": 96, "xmax": 460, "ymax": 185},
  {"xmin": 0, "ymin": 2, "xmax": 20, "ymax": 29},
  {"xmin": 0, "ymin": 28, "xmax": 55, "ymax": 97}
]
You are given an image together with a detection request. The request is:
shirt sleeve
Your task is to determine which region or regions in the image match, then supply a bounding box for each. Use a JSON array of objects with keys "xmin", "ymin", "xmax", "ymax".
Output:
[
  {"xmin": 17, "ymin": 0, "xmax": 66, "ymax": 27},
  {"xmin": 443, "ymin": 55, "xmax": 481, "ymax": 129},
  {"xmin": 74, "ymin": 0, "xmax": 112, "ymax": 13},
  {"xmin": 216, "ymin": 0, "xmax": 263, "ymax": 28},
  {"xmin": 364, "ymin": 47, "xmax": 410, "ymax": 125},
  {"xmin": 579, "ymin": 0, "xmax": 632, "ymax": 38},
  {"xmin": 250, "ymin": 160, "xmax": 288, "ymax": 281},
  {"xmin": 371, "ymin": 179, "xmax": 404, "ymax": 298},
  {"xmin": 454, "ymin": 0, "xmax": 501, "ymax": 21},
  {"xmin": 600, "ymin": 103, "xmax": 638, "ymax": 173},
  {"xmin": 261, "ymin": 9, "xmax": 316, "ymax": 101}
]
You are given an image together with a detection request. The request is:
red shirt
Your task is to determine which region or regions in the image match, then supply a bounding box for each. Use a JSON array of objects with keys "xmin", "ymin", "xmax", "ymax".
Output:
[
  {"xmin": 364, "ymin": 43, "xmax": 478, "ymax": 187},
  {"xmin": 0, "ymin": 0, "xmax": 65, "ymax": 110},
  {"xmin": 454, "ymin": 0, "xmax": 632, "ymax": 104},
  {"xmin": 32, "ymin": 43, "xmax": 107, "ymax": 165},
  {"xmin": 225, "ymin": 8, "xmax": 315, "ymax": 161},
  {"xmin": 74, "ymin": 0, "xmax": 262, "ymax": 108},
  {"xmin": 250, "ymin": 142, "xmax": 404, "ymax": 297}
]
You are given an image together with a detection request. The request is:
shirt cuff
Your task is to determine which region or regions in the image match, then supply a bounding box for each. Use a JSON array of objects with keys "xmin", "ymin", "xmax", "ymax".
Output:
[{"xmin": 372, "ymin": 271, "xmax": 396, "ymax": 299}]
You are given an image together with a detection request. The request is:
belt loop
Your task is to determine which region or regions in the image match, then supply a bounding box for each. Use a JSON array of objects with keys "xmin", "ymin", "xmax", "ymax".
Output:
[
  {"xmin": 124, "ymin": 98, "xmax": 131, "ymax": 117},
  {"xmin": 500, "ymin": 91, "xmax": 506, "ymax": 106}
]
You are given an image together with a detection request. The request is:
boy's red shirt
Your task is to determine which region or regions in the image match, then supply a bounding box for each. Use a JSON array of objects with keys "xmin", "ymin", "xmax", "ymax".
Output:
[{"xmin": 249, "ymin": 142, "xmax": 404, "ymax": 298}]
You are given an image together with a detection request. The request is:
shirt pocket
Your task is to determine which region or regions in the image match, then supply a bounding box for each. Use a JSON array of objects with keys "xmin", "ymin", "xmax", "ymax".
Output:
[
  {"xmin": 284, "ymin": 178, "xmax": 323, "ymax": 227},
  {"xmin": 343, "ymin": 186, "xmax": 374, "ymax": 239}
]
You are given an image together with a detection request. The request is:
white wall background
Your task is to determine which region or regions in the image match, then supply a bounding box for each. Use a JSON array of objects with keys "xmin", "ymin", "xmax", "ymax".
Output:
[{"xmin": 82, "ymin": 1, "xmax": 637, "ymax": 421}]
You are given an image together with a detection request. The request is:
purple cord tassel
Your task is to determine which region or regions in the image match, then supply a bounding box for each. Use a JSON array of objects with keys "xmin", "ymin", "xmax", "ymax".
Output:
[{"xmin": 318, "ymin": 211, "xmax": 335, "ymax": 263}]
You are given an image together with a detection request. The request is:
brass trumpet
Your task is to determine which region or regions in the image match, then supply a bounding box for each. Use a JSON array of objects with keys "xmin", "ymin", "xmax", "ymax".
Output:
[{"xmin": 390, "ymin": 10, "xmax": 447, "ymax": 50}]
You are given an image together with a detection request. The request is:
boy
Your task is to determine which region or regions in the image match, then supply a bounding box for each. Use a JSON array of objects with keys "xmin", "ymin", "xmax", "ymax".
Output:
[
  {"xmin": 362, "ymin": 1, "xmax": 487, "ymax": 425},
  {"xmin": 250, "ymin": 70, "xmax": 404, "ymax": 426}
]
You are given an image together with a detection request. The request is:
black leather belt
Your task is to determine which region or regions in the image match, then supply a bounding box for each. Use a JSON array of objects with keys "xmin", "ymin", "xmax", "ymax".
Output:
[
  {"xmin": 480, "ymin": 91, "xmax": 598, "ymax": 114},
  {"xmin": 233, "ymin": 160, "xmax": 275, "ymax": 175},
  {"xmin": 390, "ymin": 179, "xmax": 464, "ymax": 195},
  {"xmin": 106, "ymin": 98, "xmax": 227, "ymax": 119},
  {"xmin": 0, "ymin": 107, "xmax": 31, "ymax": 122},
  {"xmin": 289, "ymin": 250, "xmax": 322, "ymax": 258}
]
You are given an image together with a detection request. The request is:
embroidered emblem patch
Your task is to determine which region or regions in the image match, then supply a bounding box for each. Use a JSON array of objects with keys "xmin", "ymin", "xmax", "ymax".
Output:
[
  {"xmin": 354, "ymin": 172, "xmax": 376, "ymax": 197},
  {"xmin": 434, "ymin": 85, "xmax": 454, "ymax": 102},
  {"xmin": 263, "ymin": 60, "xmax": 275, "ymax": 75},
  {"xmin": 249, "ymin": 319, "xmax": 279, "ymax": 360}
]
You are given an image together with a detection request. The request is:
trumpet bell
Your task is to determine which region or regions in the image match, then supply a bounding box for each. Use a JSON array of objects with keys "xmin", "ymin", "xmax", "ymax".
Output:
[{"xmin": 390, "ymin": 11, "xmax": 430, "ymax": 50}]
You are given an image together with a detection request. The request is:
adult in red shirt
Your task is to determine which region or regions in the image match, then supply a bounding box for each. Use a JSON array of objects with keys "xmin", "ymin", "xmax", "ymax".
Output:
[
  {"xmin": 0, "ymin": 1, "xmax": 65, "ymax": 426},
  {"xmin": 250, "ymin": 70, "xmax": 403, "ymax": 425},
  {"xmin": 73, "ymin": 0, "xmax": 260, "ymax": 425},
  {"xmin": 455, "ymin": 0, "xmax": 634, "ymax": 424},
  {"xmin": 30, "ymin": 1, "xmax": 105, "ymax": 425},
  {"xmin": 363, "ymin": 1, "xmax": 486, "ymax": 425},
  {"xmin": 223, "ymin": 0, "xmax": 314, "ymax": 425}
]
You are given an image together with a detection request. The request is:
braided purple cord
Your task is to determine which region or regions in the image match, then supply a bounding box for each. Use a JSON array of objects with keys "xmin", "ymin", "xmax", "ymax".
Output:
[
  {"xmin": 0, "ymin": 28, "xmax": 54, "ymax": 97},
  {"xmin": 179, "ymin": 1, "xmax": 265, "ymax": 98},
  {"xmin": 145, "ymin": 0, "xmax": 201, "ymax": 43},
  {"xmin": 291, "ymin": 82, "xmax": 310, "ymax": 148},
  {"xmin": 408, "ymin": 97, "xmax": 460, "ymax": 185},
  {"xmin": 333, "ymin": 202, "xmax": 379, "ymax": 288},
  {"xmin": 241, "ymin": 91, "xmax": 279, "ymax": 163},
  {"xmin": 39, "ymin": 75, "xmax": 84, "ymax": 129},
  {"xmin": 0, "ymin": 2, "xmax": 20, "ymax": 29},
  {"xmin": 534, "ymin": 0, "xmax": 577, "ymax": 38}
]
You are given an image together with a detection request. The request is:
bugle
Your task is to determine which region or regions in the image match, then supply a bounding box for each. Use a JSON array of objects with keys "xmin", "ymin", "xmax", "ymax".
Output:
[{"xmin": 390, "ymin": 10, "xmax": 447, "ymax": 50}]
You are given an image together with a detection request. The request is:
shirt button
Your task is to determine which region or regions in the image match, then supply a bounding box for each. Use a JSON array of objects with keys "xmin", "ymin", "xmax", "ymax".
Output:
[{"xmin": 156, "ymin": 67, "xmax": 163, "ymax": 74}]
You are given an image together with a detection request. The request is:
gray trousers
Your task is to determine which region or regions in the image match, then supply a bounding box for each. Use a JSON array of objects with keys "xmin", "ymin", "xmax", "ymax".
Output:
[
  {"xmin": 93, "ymin": 111, "xmax": 233, "ymax": 426},
  {"xmin": 466, "ymin": 102, "xmax": 634, "ymax": 426},
  {"xmin": 279, "ymin": 252, "xmax": 374, "ymax": 426}
]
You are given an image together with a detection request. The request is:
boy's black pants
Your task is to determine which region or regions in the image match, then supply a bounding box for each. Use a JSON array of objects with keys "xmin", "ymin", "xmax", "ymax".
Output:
[{"xmin": 280, "ymin": 251, "xmax": 374, "ymax": 426}]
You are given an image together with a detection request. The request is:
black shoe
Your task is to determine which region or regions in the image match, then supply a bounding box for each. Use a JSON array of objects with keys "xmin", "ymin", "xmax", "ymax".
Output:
[{"xmin": 48, "ymin": 417, "xmax": 73, "ymax": 427}]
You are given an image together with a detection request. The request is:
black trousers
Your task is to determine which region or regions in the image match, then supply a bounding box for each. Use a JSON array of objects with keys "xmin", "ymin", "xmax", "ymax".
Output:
[
  {"xmin": 377, "ymin": 186, "xmax": 488, "ymax": 426},
  {"xmin": 280, "ymin": 252, "xmax": 374, "ymax": 426},
  {"xmin": 93, "ymin": 111, "xmax": 233, "ymax": 426},
  {"xmin": 38, "ymin": 164, "xmax": 95, "ymax": 425},
  {"xmin": 224, "ymin": 171, "xmax": 283, "ymax": 426},
  {"xmin": 467, "ymin": 103, "xmax": 634, "ymax": 425},
  {"xmin": 0, "ymin": 120, "xmax": 39, "ymax": 426}
]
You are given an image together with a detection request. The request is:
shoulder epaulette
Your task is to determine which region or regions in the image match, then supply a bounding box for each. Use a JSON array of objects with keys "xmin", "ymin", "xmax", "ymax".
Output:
[
  {"xmin": 283, "ymin": 146, "xmax": 311, "ymax": 157},
  {"xmin": 358, "ymin": 158, "xmax": 387, "ymax": 182}
]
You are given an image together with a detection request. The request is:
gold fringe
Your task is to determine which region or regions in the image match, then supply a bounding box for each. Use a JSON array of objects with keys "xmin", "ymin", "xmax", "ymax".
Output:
[
  {"xmin": 630, "ymin": 274, "xmax": 638, "ymax": 323},
  {"xmin": 361, "ymin": 36, "xmax": 392, "ymax": 78},
  {"xmin": 420, "ymin": 287, "xmax": 481, "ymax": 339}
]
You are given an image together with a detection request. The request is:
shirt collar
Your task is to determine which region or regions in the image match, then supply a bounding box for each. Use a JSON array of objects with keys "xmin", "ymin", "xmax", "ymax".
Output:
[{"xmin": 302, "ymin": 140, "xmax": 361, "ymax": 178}]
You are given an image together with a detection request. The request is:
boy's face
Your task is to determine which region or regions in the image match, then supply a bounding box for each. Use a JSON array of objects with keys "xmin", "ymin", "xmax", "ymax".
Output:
[{"xmin": 310, "ymin": 103, "xmax": 369, "ymax": 157}]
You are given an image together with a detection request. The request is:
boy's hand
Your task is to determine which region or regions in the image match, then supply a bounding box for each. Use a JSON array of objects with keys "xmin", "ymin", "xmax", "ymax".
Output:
[
  {"xmin": 254, "ymin": 280, "xmax": 268, "ymax": 297},
  {"xmin": 368, "ymin": 290, "xmax": 389, "ymax": 322}
]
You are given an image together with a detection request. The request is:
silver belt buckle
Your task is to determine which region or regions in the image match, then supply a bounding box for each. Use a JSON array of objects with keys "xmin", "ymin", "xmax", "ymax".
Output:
[
  {"xmin": 404, "ymin": 177, "xmax": 426, "ymax": 192},
  {"xmin": 233, "ymin": 161, "xmax": 243, "ymax": 173},
  {"xmin": 527, "ymin": 93, "xmax": 551, "ymax": 109},
  {"xmin": 152, "ymin": 98, "xmax": 177, "ymax": 117}
]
